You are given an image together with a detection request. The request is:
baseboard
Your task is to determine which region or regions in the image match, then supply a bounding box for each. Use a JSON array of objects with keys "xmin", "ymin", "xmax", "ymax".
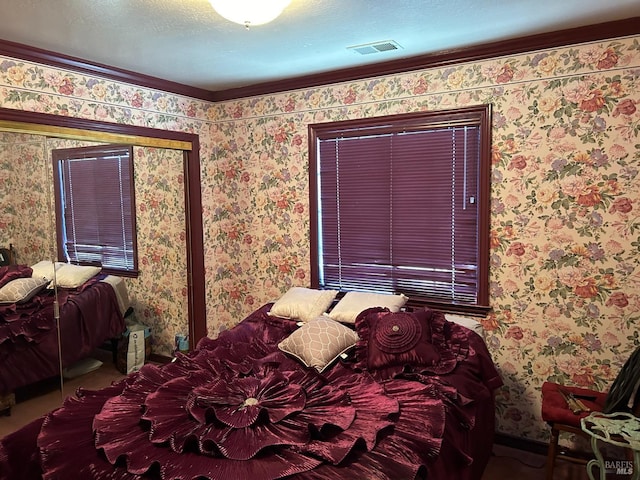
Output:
[
  {"xmin": 494, "ymin": 432, "xmax": 593, "ymax": 462},
  {"xmin": 494, "ymin": 432, "xmax": 549, "ymax": 456},
  {"xmin": 149, "ymin": 353, "xmax": 173, "ymax": 364}
]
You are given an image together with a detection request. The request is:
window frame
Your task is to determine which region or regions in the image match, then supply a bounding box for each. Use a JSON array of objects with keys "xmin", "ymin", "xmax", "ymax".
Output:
[
  {"xmin": 308, "ymin": 105, "xmax": 492, "ymax": 316},
  {"xmin": 52, "ymin": 144, "xmax": 139, "ymax": 277}
]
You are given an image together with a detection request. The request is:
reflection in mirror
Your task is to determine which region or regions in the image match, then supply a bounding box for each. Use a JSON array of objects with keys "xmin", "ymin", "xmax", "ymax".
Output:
[
  {"xmin": 0, "ymin": 108, "xmax": 206, "ymax": 347},
  {"xmin": 0, "ymin": 131, "xmax": 64, "ymax": 408},
  {"xmin": 0, "ymin": 131, "xmax": 56, "ymax": 263},
  {"xmin": 48, "ymin": 140, "xmax": 188, "ymax": 396},
  {"xmin": 0, "ymin": 112, "xmax": 204, "ymax": 417},
  {"xmin": 46, "ymin": 136, "xmax": 64, "ymax": 403}
]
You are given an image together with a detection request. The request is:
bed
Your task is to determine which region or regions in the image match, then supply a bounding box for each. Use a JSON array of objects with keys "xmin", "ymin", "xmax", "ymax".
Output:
[
  {"xmin": 0, "ymin": 261, "xmax": 128, "ymax": 403},
  {"xmin": 0, "ymin": 287, "xmax": 501, "ymax": 480}
]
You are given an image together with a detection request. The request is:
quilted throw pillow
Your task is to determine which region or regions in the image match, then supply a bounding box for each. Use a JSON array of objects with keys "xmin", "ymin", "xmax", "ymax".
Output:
[
  {"xmin": 0, "ymin": 277, "xmax": 48, "ymax": 304},
  {"xmin": 278, "ymin": 316, "xmax": 358, "ymax": 372}
]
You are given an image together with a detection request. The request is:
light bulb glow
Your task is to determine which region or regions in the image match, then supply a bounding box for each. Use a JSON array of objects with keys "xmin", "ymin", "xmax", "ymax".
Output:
[{"xmin": 209, "ymin": 0, "xmax": 291, "ymax": 26}]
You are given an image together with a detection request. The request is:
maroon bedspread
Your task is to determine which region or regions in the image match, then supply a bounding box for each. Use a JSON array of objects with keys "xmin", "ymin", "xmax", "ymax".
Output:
[
  {"xmin": 0, "ymin": 278, "xmax": 125, "ymax": 395},
  {"xmin": 0, "ymin": 304, "xmax": 500, "ymax": 480}
]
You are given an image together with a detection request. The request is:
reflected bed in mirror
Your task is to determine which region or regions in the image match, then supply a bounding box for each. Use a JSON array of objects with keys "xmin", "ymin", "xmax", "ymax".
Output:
[
  {"xmin": 0, "ymin": 262, "xmax": 127, "ymax": 408},
  {"xmin": 0, "ymin": 107, "xmax": 206, "ymax": 412}
]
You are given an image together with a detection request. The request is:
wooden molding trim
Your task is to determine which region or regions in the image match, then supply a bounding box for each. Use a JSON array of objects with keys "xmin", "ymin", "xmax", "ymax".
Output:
[
  {"xmin": 149, "ymin": 353, "xmax": 173, "ymax": 365},
  {"xmin": 0, "ymin": 38, "xmax": 217, "ymax": 102},
  {"xmin": 494, "ymin": 432, "xmax": 550, "ymax": 456},
  {"xmin": 493, "ymin": 432, "xmax": 593, "ymax": 461},
  {"xmin": 1, "ymin": 17, "xmax": 638, "ymax": 102},
  {"xmin": 213, "ymin": 17, "xmax": 640, "ymax": 101}
]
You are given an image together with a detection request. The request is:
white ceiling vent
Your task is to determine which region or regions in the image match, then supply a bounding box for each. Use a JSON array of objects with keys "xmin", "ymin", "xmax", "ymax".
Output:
[{"xmin": 347, "ymin": 40, "xmax": 403, "ymax": 55}]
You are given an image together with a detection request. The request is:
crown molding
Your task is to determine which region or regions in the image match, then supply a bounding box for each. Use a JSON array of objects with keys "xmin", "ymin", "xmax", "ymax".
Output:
[
  {"xmin": 0, "ymin": 38, "xmax": 217, "ymax": 102},
  {"xmin": 212, "ymin": 16, "xmax": 640, "ymax": 101},
  {"xmin": 1, "ymin": 17, "xmax": 638, "ymax": 103}
]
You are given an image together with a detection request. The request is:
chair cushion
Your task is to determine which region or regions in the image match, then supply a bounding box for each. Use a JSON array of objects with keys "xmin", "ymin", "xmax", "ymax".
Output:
[{"xmin": 541, "ymin": 382, "xmax": 608, "ymax": 428}]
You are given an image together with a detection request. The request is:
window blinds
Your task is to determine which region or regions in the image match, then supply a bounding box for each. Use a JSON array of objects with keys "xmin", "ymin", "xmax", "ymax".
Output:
[
  {"xmin": 54, "ymin": 145, "xmax": 136, "ymax": 272},
  {"xmin": 317, "ymin": 125, "xmax": 480, "ymax": 305}
]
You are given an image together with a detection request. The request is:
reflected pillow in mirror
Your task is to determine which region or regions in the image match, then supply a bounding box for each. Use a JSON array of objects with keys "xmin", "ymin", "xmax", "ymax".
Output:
[
  {"xmin": 278, "ymin": 316, "xmax": 358, "ymax": 372},
  {"xmin": 31, "ymin": 260, "xmax": 63, "ymax": 282},
  {"xmin": 55, "ymin": 264, "xmax": 102, "ymax": 289},
  {"xmin": 0, "ymin": 277, "xmax": 48, "ymax": 304}
]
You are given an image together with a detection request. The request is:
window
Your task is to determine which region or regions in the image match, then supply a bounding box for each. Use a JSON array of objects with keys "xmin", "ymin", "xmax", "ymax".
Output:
[
  {"xmin": 52, "ymin": 144, "xmax": 138, "ymax": 276},
  {"xmin": 309, "ymin": 106, "xmax": 491, "ymax": 314}
]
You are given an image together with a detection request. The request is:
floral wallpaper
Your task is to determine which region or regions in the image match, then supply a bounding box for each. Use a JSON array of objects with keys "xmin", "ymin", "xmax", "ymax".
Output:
[
  {"xmin": 0, "ymin": 132, "xmax": 55, "ymax": 263},
  {"xmin": 0, "ymin": 137, "xmax": 188, "ymax": 357},
  {"xmin": 1, "ymin": 33, "xmax": 639, "ymax": 447},
  {"xmin": 129, "ymin": 146, "xmax": 188, "ymax": 356}
]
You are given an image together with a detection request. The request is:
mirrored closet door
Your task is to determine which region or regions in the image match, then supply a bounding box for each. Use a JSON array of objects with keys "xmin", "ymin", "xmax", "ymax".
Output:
[{"xmin": 0, "ymin": 115, "xmax": 203, "ymax": 406}]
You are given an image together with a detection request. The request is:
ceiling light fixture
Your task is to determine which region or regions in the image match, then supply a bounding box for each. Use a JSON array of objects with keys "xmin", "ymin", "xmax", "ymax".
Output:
[{"xmin": 209, "ymin": 0, "xmax": 291, "ymax": 28}]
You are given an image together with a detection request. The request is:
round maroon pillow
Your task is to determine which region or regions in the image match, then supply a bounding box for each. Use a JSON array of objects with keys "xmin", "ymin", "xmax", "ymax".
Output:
[
  {"xmin": 372, "ymin": 312, "xmax": 422, "ymax": 354},
  {"xmin": 357, "ymin": 309, "xmax": 441, "ymax": 372}
]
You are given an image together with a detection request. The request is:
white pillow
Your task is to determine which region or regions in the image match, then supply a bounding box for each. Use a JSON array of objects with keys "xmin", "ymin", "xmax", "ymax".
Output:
[
  {"xmin": 268, "ymin": 287, "xmax": 338, "ymax": 323},
  {"xmin": 325, "ymin": 291, "xmax": 408, "ymax": 324},
  {"xmin": 278, "ymin": 316, "xmax": 358, "ymax": 372},
  {"xmin": 0, "ymin": 277, "xmax": 48, "ymax": 304},
  {"xmin": 445, "ymin": 313, "xmax": 485, "ymax": 339},
  {"xmin": 54, "ymin": 263, "xmax": 102, "ymax": 288},
  {"xmin": 30, "ymin": 260, "xmax": 63, "ymax": 282}
]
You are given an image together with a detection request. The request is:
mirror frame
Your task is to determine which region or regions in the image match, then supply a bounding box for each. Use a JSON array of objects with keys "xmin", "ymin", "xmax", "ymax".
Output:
[{"xmin": 0, "ymin": 107, "xmax": 207, "ymax": 349}]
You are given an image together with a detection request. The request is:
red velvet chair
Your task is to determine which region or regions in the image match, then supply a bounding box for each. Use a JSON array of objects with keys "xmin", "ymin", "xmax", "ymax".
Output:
[
  {"xmin": 541, "ymin": 346, "xmax": 640, "ymax": 479},
  {"xmin": 541, "ymin": 382, "xmax": 608, "ymax": 479}
]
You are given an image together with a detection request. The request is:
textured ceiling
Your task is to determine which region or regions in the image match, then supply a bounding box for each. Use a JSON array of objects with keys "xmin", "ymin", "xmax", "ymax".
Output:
[{"xmin": 0, "ymin": 0, "xmax": 639, "ymax": 92}]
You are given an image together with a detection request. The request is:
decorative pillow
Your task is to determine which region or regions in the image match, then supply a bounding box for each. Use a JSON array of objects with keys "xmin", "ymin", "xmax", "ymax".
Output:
[
  {"xmin": 326, "ymin": 291, "xmax": 408, "ymax": 324},
  {"xmin": 278, "ymin": 316, "xmax": 359, "ymax": 372},
  {"xmin": 354, "ymin": 308, "xmax": 440, "ymax": 375},
  {"xmin": 30, "ymin": 260, "xmax": 63, "ymax": 282},
  {"xmin": 54, "ymin": 263, "xmax": 102, "ymax": 288},
  {"xmin": 268, "ymin": 287, "xmax": 338, "ymax": 323},
  {"xmin": 0, "ymin": 277, "xmax": 48, "ymax": 304}
]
